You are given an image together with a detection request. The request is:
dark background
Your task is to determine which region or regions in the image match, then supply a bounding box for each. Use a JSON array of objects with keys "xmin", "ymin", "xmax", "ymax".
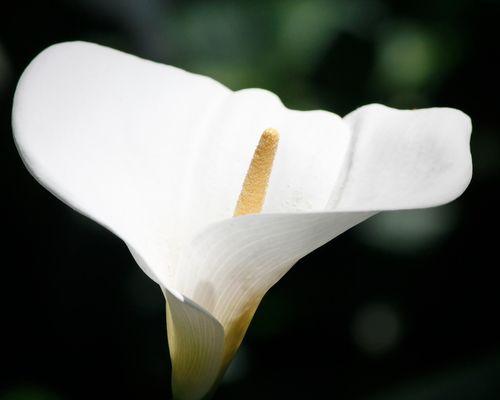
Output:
[{"xmin": 1, "ymin": 0, "xmax": 499, "ymax": 399}]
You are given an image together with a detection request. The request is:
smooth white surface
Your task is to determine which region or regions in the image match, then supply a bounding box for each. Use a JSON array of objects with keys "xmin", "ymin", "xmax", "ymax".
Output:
[
  {"xmin": 163, "ymin": 287, "xmax": 224, "ymax": 400},
  {"xmin": 334, "ymin": 104, "xmax": 472, "ymax": 210},
  {"xmin": 174, "ymin": 211, "xmax": 374, "ymax": 355},
  {"xmin": 13, "ymin": 41, "xmax": 473, "ymax": 399},
  {"xmin": 13, "ymin": 41, "xmax": 351, "ymax": 287}
]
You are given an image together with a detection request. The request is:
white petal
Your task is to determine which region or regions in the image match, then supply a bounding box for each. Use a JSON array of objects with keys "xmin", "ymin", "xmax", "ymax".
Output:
[
  {"xmin": 171, "ymin": 100, "xmax": 474, "ymax": 363},
  {"xmin": 163, "ymin": 287, "xmax": 225, "ymax": 400},
  {"xmin": 332, "ymin": 104, "xmax": 472, "ymax": 211},
  {"xmin": 12, "ymin": 41, "xmax": 351, "ymax": 285},
  {"xmin": 162, "ymin": 103, "xmax": 472, "ymax": 382},
  {"xmin": 13, "ymin": 41, "xmax": 230, "ymax": 283},
  {"xmin": 173, "ymin": 211, "xmax": 374, "ymax": 366}
]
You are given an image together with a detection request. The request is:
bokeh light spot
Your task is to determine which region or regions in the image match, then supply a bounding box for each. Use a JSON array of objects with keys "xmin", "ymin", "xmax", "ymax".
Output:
[
  {"xmin": 352, "ymin": 302, "xmax": 402, "ymax": 356},
  {"xmin": 356, "ymin": 206, "xmax": 458, "ymax": 254}
]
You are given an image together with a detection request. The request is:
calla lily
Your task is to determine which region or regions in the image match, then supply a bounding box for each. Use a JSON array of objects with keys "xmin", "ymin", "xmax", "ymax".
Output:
[{"xmin": 12, "ymin": 41, "xmax": 472, "ymax": 399}]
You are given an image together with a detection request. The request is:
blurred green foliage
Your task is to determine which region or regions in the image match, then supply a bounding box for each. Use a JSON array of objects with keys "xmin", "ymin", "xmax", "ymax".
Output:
[
  {"xmin": 0, "ymin": 388, "xmax": 61, "ymax": 400},
  {"xmin": 1, "ymin": 0, "xmax": 499, "ymax": 399}
]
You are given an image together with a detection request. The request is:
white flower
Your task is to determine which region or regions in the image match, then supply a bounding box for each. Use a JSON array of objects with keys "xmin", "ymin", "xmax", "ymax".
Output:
[{"xmin": 12, "ymin": 42, "xmax": 472, "ymax": 400}]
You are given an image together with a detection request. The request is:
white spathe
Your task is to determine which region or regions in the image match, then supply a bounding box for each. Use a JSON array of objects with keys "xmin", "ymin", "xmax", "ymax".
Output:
[{"xmin": 12, "ymin": 42, "xmax": 472, "ymax": 400}]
